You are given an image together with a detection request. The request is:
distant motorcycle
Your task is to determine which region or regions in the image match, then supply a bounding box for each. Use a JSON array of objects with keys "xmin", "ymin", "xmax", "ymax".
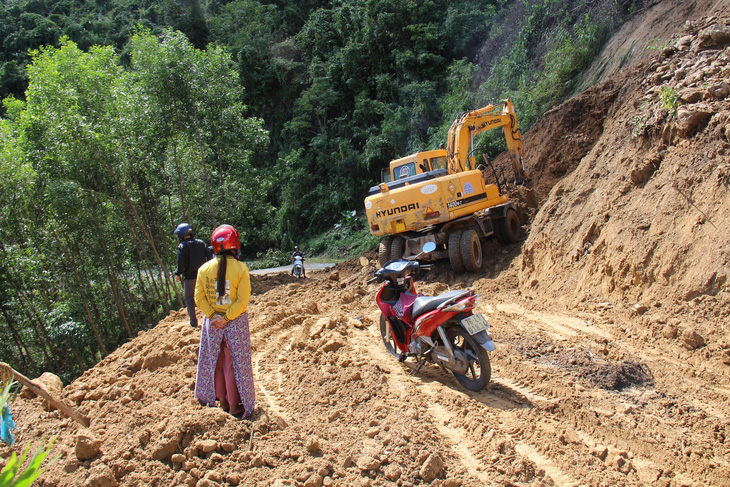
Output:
[
  {"xmin": 293, "ymin": 255, "xmax": 304, "ymax": 278},
  {"xmin": 367, "ymin": 242, "xmax": 494, "ymax": 391}
]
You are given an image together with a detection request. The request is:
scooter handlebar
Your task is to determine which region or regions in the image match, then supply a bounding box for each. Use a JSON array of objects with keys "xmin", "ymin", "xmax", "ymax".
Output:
[
  {"xmin": 419, "ymin": 264, "xmax": 433, "ymax": 271},
  {"xmin": 366, "ymin": 276, "xmax": 380, "ymax": 284}
]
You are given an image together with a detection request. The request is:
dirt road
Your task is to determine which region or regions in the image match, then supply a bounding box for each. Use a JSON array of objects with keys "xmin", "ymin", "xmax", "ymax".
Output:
[
  {"xmin": 244, "ymin": 258, "xmax": 729, "ymax": 486},
  {"xmin": 3, "ymin": 254, "xmax": 728, "ymax": 486},
  {"xmin": 3, "ymin": 1, "xmax": 730, "ymax": 484}
]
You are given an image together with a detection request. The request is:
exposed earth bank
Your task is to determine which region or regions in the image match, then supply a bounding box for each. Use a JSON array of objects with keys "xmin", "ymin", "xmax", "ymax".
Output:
[{"xmin": 3, "ymin": 1, "xmax": 730, "ymax": 486}]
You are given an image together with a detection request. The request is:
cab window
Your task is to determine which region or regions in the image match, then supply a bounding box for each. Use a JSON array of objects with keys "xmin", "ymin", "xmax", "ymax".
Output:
[
  {"xmin": 430, "ymin": 156, "xmax": 447, "ymax": 171},
  {"xmin": 393, "ymin": 162, "xmax": 416, "ymax": 180}
]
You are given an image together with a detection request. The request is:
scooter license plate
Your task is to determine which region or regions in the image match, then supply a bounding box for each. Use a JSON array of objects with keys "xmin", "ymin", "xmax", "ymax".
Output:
[{"xmin": 461, "ymin": 313, "xmax": 489, "ymax": 335}]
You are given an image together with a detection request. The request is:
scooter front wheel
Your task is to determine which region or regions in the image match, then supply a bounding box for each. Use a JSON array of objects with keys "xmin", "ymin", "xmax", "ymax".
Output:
[
  {"xmin": 446, "ymin": 326, "xmax": 491, "ymax": 391},
  {"xmin": 379, "ymin": 314, "xmax": 400, "ymax": 358}
]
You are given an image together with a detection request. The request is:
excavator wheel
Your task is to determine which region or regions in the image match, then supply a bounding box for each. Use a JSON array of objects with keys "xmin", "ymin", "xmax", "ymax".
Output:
[
  {"xmin": 498, "ymin": 209, "xmax": 522, "ymax": 244},
  {"xmin": 492, "ymin": 217, "xmax": 506, "ymax": 244},
  {"xmin": 448, "ymin": 230, "xmax": 465, "ymax": 273},
  {"xmin": 390, "ymin": 236, "xmax": 406, "ymax": 261},
  {"xmin": 460, "ymin": 229, "xmax": 483, "ymax": 272},
  {"xmin": 378, "ymin": 237, "xmax": 393, "ymax": 266}
]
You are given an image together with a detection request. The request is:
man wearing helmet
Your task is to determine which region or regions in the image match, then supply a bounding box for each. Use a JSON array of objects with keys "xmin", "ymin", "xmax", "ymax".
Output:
[
  {"xmin": 174, "ymin": 223, "xmax": 213, "ymax": 327},
  {"xmin": 291, "ymin": 245, "xmax": 307, "ymax": 278}
]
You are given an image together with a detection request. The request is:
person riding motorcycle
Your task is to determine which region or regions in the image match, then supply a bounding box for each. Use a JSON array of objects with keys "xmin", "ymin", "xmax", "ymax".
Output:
[{"xmin": 291, "ymin": 246, "xmax": 306, "ymax": 278}]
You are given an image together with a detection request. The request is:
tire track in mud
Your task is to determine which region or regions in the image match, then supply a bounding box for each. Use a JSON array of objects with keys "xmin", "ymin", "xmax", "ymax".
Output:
[
  {"xmin": 356, "ymin": 309, "xmax": 578, "ymax": 484},
  {"xmin": 368, "ymin": 298, "xmax": 699, "ymax": 487},
  {"xmin": 485, "ymin": 301, "xmax": 724, "ymax": 486},
  {"xmin": 487, "ymin": 302, "xmax": 614, "ymax": 340},
  {"xmin": 250, "ymin": 303, "xmax": 319, "ymax": 423},
  {"xmin": 252, "ymin": 324, "xmax": 296, "ymax": 422},
  {"xmin": 415, "ymin": 377, "xmax": 582, "ymax": 487},
  {"xmin": 356, "ymin": 312, "xmax": 494, "ymax": 483}
]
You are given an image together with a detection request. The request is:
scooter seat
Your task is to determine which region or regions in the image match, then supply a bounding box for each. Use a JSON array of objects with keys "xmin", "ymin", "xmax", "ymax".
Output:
[{"xmin": 412, "ymin": 290, "xmax": 466, "ymax": 318}]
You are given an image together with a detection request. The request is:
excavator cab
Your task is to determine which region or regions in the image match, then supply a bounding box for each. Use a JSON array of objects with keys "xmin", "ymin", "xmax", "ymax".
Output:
[{"xmin": 384, "ymin": 149, "xmax": 450, "ymax": 182}]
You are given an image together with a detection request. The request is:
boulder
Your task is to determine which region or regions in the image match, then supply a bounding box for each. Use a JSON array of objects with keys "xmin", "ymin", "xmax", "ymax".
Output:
[
  {"xmin": 75, "ymin": 429, "xmax": 102, "ymax": 461},
  {"xmin": 681, "ymin": 329, "xmax": 706, "ymax": 350},
  {"xmin": 679, "ymin": 88, "xmax": 704, "ymax": 103},
  {"xmin": 356, "ymin": 455, "xmax": 381, "ymax": 471},
  {"xmin": 698, "ymin": 23, "xmax": 730, "ymax": 49},
  {"xmin": 676, "ymin": 106, "xmax": 712, "ymax": 137},
  {"xmin": 83, "ymin": 463, "xmax": 117, "ymax": 487},
  {"xmin": 708, "ymin": 81, "xmax": 730, "ymax": 99},
  {"xmin": 150, "ymin": 428, "xmax": 183, "ymax": 460},
  {"xmin": 418, "ymin": 453, "xmax": 444, "ymax": 482}
]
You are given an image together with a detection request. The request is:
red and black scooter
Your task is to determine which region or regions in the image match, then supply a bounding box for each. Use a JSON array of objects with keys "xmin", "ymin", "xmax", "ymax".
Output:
[{"xmin": 367, "ymin": 243, "xmax": 495, "ymax": 391}]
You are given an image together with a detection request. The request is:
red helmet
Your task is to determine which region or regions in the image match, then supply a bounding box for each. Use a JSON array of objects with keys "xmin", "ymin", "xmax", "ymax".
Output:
[{"xmin": 211, "ymin": 224, "xmax": 241, "ymax": 254}]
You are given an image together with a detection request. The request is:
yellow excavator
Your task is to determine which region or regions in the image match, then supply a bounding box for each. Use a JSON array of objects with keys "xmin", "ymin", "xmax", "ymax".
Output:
[{"xmin": 364, "ymin": 99, "xmax": 528, "ymax": 272}]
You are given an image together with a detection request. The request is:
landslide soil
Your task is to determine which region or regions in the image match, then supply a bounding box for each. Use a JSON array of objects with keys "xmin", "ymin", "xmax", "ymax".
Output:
[
  {"xmin": 6, "ymin": 254, "xmax": 728, "ymax": 487},
  {"xmin": 3, "ymin": 1, "xmax": 730, "ymax": 486}
]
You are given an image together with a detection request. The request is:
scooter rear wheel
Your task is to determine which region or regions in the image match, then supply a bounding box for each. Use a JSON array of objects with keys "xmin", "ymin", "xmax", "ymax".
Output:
[
  {"xmin": 379, "ymin": 314, "xmax": 400, "ymax": 358},
  {"xmin": 446, "ymin": 326, "xmax": 491, "ymax": 391}
]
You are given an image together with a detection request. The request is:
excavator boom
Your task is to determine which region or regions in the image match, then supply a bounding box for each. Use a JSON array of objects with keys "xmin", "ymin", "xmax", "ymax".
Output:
[{"xmin": 446, "ymin": 99, "xmax": 528, "ymax": 183}]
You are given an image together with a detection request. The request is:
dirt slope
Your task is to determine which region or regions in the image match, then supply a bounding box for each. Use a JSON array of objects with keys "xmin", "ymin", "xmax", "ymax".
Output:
[
  {"xmin": 519, "ymin": 11, "xmax": 730, "ymax": 346},
  {"xmin": 4, "ymin": 256, "xmax": 729, "ymax": 487},
  {"xmin": 2, "ymin": 1, "xmax": 730, "ymax": 486}
]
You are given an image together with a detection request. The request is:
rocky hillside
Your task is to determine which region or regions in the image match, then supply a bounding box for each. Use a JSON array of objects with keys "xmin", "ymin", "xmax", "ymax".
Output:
[
  {"xmin": 520, "ymin": 11, "xmax": 730, "ymax": 310},
  {"xmin": 1, "ymin": 1, "xmax": 729, "ymax": 487}
]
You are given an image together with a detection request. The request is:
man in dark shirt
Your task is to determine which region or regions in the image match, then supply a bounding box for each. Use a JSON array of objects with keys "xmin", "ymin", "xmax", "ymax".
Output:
[{"xmin": 174, "ymin": 223, "xmax": 213, "ymax": 326}]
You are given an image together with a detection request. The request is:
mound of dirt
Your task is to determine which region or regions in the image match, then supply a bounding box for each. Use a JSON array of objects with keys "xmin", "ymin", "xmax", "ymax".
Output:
[
  {"xmin": 3, "ymin": 253, "xmax": 729, "ymax": 487},
  {"xmin": 520, "ymin": 14, "xmax": 730, "ymax": 308},
  {"xmin": 3, "ymin": 2, "xmax": 730, "ymax": 486}
]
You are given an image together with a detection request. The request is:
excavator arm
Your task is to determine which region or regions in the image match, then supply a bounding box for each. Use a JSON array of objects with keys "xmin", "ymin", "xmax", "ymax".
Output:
[{"xmin": 446, "ymin": 99, "xmax": 529, "ymax": 184}]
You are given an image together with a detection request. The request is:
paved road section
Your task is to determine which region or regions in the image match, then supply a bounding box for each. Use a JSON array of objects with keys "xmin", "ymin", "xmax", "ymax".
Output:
[{"xmin": 248, "ymin": 262, "xmax": 335, "ymax": 275}]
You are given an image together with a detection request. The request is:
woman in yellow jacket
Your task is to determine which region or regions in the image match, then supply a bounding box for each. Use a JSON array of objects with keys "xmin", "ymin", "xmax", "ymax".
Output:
[{"xmin": 194, "ymin": 224, "xmax": 254, "ymax": 418}]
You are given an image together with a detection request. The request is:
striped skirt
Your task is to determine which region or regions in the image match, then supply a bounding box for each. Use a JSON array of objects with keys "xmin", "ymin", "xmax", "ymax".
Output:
[{"xmin": 194, "ymin": 312, "xmax": 255, "ymax": 418}]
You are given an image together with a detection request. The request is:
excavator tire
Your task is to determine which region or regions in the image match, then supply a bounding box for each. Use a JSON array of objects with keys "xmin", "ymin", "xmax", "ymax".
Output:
[
  {"xmin": 378, "ymin": 237, "xmax": 393, "ymax": 266},
  {"xmin": 448, "ymin": 230, "xmax": 465, "ymax": 273},
  {"xmin": 460, "ymin": 229, "xmax": 483, "ymax": 272},
  {"xmin": 498, "ymin": 209, "xmax": 522, "ymax": 244},
  {"xmin": 492, "ymin": 217, "xmax": 506, "ymax": 244},
  {"xmin": 390, "ymin": 236, "xmax": 406, "ymax": 261}
]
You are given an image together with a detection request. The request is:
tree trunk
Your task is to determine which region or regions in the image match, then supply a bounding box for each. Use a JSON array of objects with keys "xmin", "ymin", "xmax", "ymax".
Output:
[
  {"xmin": 0, "ymin": 307, "xmax": 36, "ymax": 373},
  {"xmin": 15, "ymin": 290, "xmax": 55, "ymax": 369},
  {"xmin": 197, "ymin": 131, "xmax": 216, "ymax": 227},
  {"xmin": 172, "ymin": 138, "xmax": 187, "ymax": 220},
  {"xmin": 101, "ymin": 242, "xmax": 133, "ymax": 339},
  {"xmin": 53, "ymin": 231, "xmax": 109, "ymax": 355},
  {"xmin": 71, "ymin": 347, "xmax": 85, "ymax": 373}
]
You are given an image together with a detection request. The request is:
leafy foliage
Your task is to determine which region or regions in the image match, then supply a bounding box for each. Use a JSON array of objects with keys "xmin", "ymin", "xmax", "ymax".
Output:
[
  {"xmin": 0, "ymin": 436, "xmax": 58, "ymax": 487},
  {"xmin": 1, "ymin": 380, "xmax": 57, "ymax": 486},
  {"xmin": 659, "ymin": 85, "xmax": 682, "ymax": 114},
  {"xmin": 0, "ymin": 0, "xmax": 642, "ymax": 381},
  {"xmin": 0, "ymin": 32, "xmax": 267, "ymax": 381}
]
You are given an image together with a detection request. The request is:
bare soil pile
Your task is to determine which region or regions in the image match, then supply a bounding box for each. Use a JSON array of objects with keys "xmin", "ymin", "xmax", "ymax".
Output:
[
  {"xmin": 2, "ymin": 1, "xmax": 730, "ymax": 486},
  {"xmin": 519, "ymin": 9, "xmax": 730, "ymax": 362}
]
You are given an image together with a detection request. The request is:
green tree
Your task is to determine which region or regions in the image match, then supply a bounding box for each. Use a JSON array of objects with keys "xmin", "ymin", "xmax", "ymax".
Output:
[{"xmin": 0, "ymin": 32, "xmax": 270, "ymax": 380}]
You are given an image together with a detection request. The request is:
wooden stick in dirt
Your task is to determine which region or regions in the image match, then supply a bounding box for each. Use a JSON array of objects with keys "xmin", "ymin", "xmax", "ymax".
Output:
[{"xmin": 0, "ymin": 362, "xmax": 90, "ymax": 428}]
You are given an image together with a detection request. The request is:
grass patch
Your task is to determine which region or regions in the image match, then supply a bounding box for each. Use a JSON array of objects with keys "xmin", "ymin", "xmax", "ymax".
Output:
[
  {"xmin": 246, "ymin": 214, "xmax": 379, "ymax": 270},
  {"xmin": 301, "ymin": 215, "xmax": 380, "ymax": 260}
]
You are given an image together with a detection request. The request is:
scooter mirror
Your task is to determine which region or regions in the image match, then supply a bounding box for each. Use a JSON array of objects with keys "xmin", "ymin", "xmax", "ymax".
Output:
[{"xmin": 422, "ymin": 242, "xmax": 437, "ymax": 253}]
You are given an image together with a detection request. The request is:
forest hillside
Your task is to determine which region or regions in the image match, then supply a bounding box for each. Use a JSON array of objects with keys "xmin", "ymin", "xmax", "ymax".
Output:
[
  {"xmin": 2, "ymin": 0, "xmax": 729, "ymax": 486},
  {"xmin": 0, "ymin": 0, "xmax": 647, "ymax": 382}
]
